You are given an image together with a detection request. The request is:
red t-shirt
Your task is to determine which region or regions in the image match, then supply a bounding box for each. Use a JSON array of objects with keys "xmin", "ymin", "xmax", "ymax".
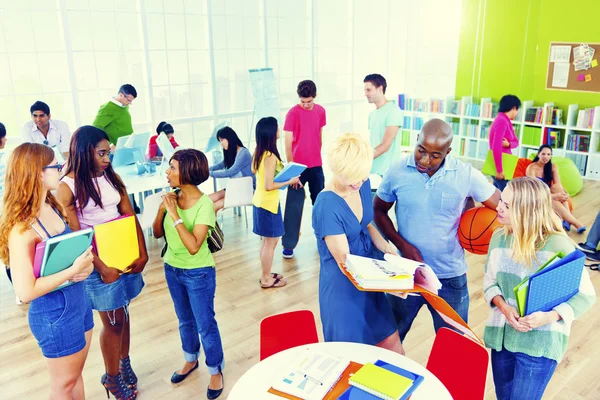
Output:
[
  {"xmin": 148, "ymin": 134, "xmax": 179, "ymax": 158},
  {"xmin": 283, "ymin": 104, "xmax": 326, "ymax": 168}
]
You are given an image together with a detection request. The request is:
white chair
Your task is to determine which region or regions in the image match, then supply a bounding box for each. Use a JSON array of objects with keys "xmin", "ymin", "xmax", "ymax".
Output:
[{"xmin": 222, "ymin": 176, "xmax": 254, "ymax": 227}]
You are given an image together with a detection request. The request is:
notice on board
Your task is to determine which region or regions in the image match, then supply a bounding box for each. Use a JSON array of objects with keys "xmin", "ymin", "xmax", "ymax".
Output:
[{"xmin": 552, "ymin": 62, "xmax": 570, "ymax": 87}]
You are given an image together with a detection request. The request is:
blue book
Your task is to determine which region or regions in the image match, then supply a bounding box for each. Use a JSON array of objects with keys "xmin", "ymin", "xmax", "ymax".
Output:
[
  {"xmin": 338, "ymin": 360, "xmax": 424, "ymax": 400},
  {"xmin": 274, "ymin": 162, "xmax": 307, "ymax": 190},
  {"xmin": 525, "ymin": 249, "xmax": 586, "ymax": 315}
]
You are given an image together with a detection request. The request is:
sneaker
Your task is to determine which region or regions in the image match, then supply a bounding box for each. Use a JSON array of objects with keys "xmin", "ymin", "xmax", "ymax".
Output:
[
  {"xmin": 579, "ymin": 243, "xmax": 597, "ymax": 254},
  {"xmin": 562, "ymin": 221, "xmax": 571, "ymax": 232},
  {"xmin": 282, "ymin": 249, "xmax": 294, "ymax": 259},
  {"xmin": 587, "ymin": 251, "xmax": 600, "ymax": 262}
]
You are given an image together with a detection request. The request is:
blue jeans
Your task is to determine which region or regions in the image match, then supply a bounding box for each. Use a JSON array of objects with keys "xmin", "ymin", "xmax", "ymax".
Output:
[
  {"xmin": 386, "ymin": 274, "xmax": 469, "ymax": 341},
  {"xmin": 164, "ymin": 264, "xmax": 225, "ymax": 375},
  {"xmin": 585, "ymin": 210, "xmax": 600, "ymax": 249},
  {"xmin": 491, "ymin": 347, "xmax": 557, "ymax": 400}
]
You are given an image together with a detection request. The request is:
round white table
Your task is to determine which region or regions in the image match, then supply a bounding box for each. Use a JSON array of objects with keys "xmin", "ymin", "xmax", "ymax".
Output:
[{"xmin": 228, "ymin": 342, "xmax": 452, "ymax": 400}]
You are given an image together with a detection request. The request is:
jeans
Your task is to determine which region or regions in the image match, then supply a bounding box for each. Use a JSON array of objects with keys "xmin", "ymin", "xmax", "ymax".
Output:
[
  {"xmin": 164, "ymin": 264, "xmax": 225, "ymax": 375},
  {"xmin": 386, "ymin": 274, "xmax": 469, "ymax": 341},
  {"xmin": 585, "ymin": 210, "xmax": 600, "ymax": 249},
  {"xmin": 491, "ymin": 347, "xmax": 557, "ymax": 400},
  {"xmin": 282, "ymin": 166, "xmax": 325, "ymax": 249},
  {"xmin": 493, "ymin": 177, "xmax": 509, "ymax": 191}
]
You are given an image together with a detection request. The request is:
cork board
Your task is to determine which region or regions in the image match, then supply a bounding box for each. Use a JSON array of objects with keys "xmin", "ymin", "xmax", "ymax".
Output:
[{"xmin": 545, "ymin": 42, "xmax": 600, "ymax": 93}]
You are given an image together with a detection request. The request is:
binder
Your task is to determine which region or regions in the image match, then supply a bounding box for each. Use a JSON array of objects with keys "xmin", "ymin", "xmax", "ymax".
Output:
[
  {"xmin": 274, "ymin": 162, "xmax": 307, "ymax": 189},
  {"xmin": 348, "ymin": 363, "xmax": 413, "ymax": 400},
  {"xmin": 93, "ymin": 215, "xmax": 139, "ymax": 271},
  {"xmin": 482, "ymin": 150, "xmax": 518, "ymax": 179},
  {"xmin": 521, "ymin": 250, "xmax": 585, "ymax": 316},
  {"xmin": 34, "ymin": 228, "xmax": 94, "ymax": 289},
  {"xmin": 514, "ymin": 252, "xmax": 565, "ymax": 316}
]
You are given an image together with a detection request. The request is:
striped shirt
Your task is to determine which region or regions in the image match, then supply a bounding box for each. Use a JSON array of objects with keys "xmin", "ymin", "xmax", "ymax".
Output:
[{"xmin": 483, "ymin": 231, "xmax": 596, "ymax": 362}]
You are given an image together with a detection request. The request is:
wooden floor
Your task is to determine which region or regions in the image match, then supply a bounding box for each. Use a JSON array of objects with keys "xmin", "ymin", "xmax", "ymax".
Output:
[{"xmin": 1, "ymin": 179, "xmax": 599, "ymax": 400}]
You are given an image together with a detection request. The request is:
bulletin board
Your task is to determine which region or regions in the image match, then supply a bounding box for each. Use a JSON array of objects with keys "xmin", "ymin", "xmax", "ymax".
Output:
[{"xmin": 545, "ymin": 42, "xmax": 600, "ymax": 93}]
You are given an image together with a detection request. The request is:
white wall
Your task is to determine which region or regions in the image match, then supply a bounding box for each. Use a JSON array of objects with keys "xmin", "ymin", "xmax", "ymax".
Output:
[{"xmin": 0, "ymin": 0, "xmax": 462, "ymax": 151}]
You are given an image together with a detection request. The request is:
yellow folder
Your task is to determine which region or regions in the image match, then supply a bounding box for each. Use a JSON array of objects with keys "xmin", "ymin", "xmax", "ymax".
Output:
[
  {"xmin": 94, "ymin": 215, "xmax": 139, "ymax": 271},
  {"xmin": 349, "ymin": 363, "xmax": 413, "ymax": 400}
]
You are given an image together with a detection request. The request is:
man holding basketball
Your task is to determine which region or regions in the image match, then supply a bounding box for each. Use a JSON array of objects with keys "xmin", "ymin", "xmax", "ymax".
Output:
[{"xmin": 374, "ymin": 118, "xmax": 500, "ymax": 341}]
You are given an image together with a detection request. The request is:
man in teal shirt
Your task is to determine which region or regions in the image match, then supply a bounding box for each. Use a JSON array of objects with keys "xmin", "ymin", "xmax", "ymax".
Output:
[
  {"xmin": 93, "ymin": 84, "xmax": 137, "ymax": 145},
  {"xmin": 364, "ymin": 74, "xmax": 403, "ymax": 176}
]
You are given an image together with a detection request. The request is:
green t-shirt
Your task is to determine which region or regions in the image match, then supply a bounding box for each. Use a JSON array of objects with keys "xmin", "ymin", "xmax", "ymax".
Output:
[
  {"xmin": 369, "ymin": 101, "xmax": 403, "ymax": 176},
  {"xmin": 92, "ymin": 101, "xmax": 134, "ymax": 145},
  {"xmin": 163, "ymin": 194, "xmax": 216, "ymax": 269}
]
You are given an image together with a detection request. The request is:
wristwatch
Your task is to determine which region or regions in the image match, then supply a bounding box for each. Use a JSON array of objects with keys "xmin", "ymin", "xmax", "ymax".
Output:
[{"xmin": 173, "ymin": 218, "xmax": 184, "ymax": 228}]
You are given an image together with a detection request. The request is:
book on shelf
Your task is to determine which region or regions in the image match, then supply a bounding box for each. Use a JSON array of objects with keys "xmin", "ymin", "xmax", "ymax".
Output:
[
  {"xmin": 448, "ymin": 100, "xmax": 460, "ymax": 115},
  {"xmin": 397, "ymin": 94, "xmax": 428, "ymax": 112},
  {"xmin": 545, "ymin": 128, "xmax": 564, "ymax": 148},
  {"xmin": 464, "ymin": 103, "xmax": 480, "ymax": 117},
  {"xmin": 481, "ymin": 102, "xmax": 498, "ymax": 118},
  {"xmin": 525, "ymin": 107, "xmax": 543, "ymax": 123},
  {"xmin": 480, "ymin": 124, "xmax": 490, "ymax": 139},
  {"xmin": 462, "ymin": 123, "xmax": 477, "ymax": 138},
  {"xmin": 566, "ymin": 153, "xmax": 588, "ymax": 175},
  {"xmin": 567, "ymin": 134, "xmax": 590, "ymax": 152},
  {"xmin": 576, "ymin": 108, "xmax": 596, "ymax": 129},
  {"xmin": 449, "ymin": 121, "xmax": 460, "ymax": 135}
]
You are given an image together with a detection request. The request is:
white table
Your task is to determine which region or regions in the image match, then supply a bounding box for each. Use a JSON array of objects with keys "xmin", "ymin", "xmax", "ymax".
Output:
[{"xmin": 228, "ymin": 342, "xmax": 452, "ymax": 400}]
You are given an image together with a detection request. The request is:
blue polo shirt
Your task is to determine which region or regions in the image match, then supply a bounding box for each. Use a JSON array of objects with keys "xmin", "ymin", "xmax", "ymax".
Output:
[{"xmin": 376, "ymin": 154, "xmax": 496, "ymax": 279}]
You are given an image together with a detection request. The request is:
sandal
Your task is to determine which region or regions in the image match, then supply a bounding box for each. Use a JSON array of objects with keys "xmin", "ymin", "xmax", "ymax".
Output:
[
  {"xmin": 271, "ymin": 272, "xmax": 284, "ymax": 280},
  {"xmin": 260, "ymin": 277, "xmax": 287, "ymax": 289}
]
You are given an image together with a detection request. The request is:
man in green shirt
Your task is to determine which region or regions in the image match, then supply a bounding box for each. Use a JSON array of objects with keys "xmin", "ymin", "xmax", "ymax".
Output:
[
  {"xmin": 93, "ymin": 84, "xmax": 137, "ymax": 145},
  {"xmin": 364, "ymin": 74, "xmax": 403, "ymax": 176}
]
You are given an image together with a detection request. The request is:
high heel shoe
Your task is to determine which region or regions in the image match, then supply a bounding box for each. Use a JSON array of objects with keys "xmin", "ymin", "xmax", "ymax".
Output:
[
  {"xmin": 101, "ymin": 373, "xmax": 137, "ymax": 400},
  {"xmin": 207, "ymin": 371, "xmax": 224, "ymax": 399},
  {"xmin": 119, "ymin": 356, "xmax": 138, "ymax": 391}
]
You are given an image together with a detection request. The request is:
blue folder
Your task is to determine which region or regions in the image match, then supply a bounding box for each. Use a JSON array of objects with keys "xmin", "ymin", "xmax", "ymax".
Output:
[
  {"xmin": 274, "ymin": 162, "xmax": 307, "ymax": 190},
  {"xmin": 525, "ymin": 249, "xmax": 585, "ymax": 315},
  {"xmin": 338, "ymin": 360, "xmax": 424, "ymax": 400}
]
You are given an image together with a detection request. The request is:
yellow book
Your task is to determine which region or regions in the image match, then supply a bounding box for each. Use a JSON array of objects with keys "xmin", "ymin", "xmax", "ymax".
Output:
[
  {"xmin": 348, "ymin": 363, "xmax": 413, "ymax": 400},
  {"xmin": 94, "ymin": 215, "xmax": 139, "ymax": 271}
]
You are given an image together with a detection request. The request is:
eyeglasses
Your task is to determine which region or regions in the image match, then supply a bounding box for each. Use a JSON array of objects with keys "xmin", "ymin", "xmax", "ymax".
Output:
[{"xmin": 43, "ymin": 163, "xmax": 64, "ymax": 173}]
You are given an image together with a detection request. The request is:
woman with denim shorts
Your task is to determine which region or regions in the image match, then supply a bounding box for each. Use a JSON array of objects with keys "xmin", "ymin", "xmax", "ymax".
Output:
[
  {"xmin": 57, "ymin": 126, "xmax": 148, "ymax": 400},
  {"xmin": 0, "ymin": 143, "xmax": 95, "ymax": 398},
  {"xmin": 152, "ymin": 149, "xmax": 225, "ymax": 399}
]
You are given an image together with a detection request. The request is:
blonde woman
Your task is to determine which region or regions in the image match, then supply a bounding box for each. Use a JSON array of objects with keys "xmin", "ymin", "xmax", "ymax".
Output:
[
  {"xmin": 484, "ymin": 177, "xmax": 595, "ymax": 400},
  {"xmin": 312, "ymin": 133, "xmax": 404, "ymax": 354}
]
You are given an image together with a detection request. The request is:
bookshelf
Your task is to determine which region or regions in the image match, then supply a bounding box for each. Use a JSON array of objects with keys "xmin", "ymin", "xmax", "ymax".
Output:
[{"xmin": 397, "ymin": 94, "xmax": 600, "ymax": 181}]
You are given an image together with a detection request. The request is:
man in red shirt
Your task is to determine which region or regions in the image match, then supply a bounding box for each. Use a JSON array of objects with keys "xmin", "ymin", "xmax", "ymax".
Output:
[{"xmin": 282, "ymin": 80, "xmax": 327, "ymax": 259}]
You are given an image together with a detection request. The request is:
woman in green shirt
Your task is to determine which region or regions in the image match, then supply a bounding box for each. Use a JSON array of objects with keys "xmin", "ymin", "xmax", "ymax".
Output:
[{"xmin": 152, "ymin": 149, "xmax": 224, "ymax": 399}]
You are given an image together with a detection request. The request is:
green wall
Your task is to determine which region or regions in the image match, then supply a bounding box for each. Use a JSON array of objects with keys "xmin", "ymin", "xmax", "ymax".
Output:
[{"xmin": 456, "ymin": 0, "xmax": 600, "ymax": 111}]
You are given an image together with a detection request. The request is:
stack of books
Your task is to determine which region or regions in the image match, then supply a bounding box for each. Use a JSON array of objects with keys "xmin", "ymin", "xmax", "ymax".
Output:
[
  {"xmin": 464, "ymin": 103, "xmax": 480, "ymax": 117},
  {"xmin": 576, "ymin": 108, "xmax": 596, "ymax": 129},
  {"xmin": 481, "ymin": 102, "xmax": 498, "ymax": 118},
  {"xmin": 567, "ymin": 134, "xmax": 591, "ymax": 152},
  {"xmin": 339, "ymin": 361, "xmax": 424, "ymax": 400},
  {"xmin": 524, "ymin": 107, "xmax": 543, "ymax": 123}
]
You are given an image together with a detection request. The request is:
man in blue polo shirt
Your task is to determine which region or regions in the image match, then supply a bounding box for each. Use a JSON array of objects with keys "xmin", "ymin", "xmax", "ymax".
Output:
[{"xmin": 374, "ymin": 118, "xmax": 500, "ymax": 340}]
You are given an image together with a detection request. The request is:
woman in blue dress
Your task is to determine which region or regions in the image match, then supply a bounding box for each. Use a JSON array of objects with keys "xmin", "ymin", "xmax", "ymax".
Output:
[{"xmin": 312, "ymin": 133, "xmax": 404, "ymax": 353}]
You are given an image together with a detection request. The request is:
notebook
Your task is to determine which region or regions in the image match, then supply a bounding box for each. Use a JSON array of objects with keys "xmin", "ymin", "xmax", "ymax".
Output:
[
  {"xmin": 482, "ymin": 150, "xmax": 518, "ymax": 179},
  {"xmin": 345, "ymin": 254, "xmax": 434, "ymax": 291},
  {"xmin": 525, "ymin": 250, "xmax": 586, "ymax": 315},
  {"xmin": 347, "ymin": 363, "xmax": 413, "ymax": 400},
  {"xmin": 93, "ymin": 215, "xmax": 139, "ymax": 271},
  {"xmin": 271, "ymin": 350, "xmax": 349, "ymax": 400},
  {"xmin": 274, "ymin": 162, "xmax": 307, "ymax": 189},
  {"xmin": 338, "ymin": 360, "xmax": 424, "ymax": 400},
  {"xmin": 514, "ymin": 252, "xmax": 565, "ymax": 316},
  {"xmin": 36, "ymin": 228, "xmax": 94, "ymax": 289}
]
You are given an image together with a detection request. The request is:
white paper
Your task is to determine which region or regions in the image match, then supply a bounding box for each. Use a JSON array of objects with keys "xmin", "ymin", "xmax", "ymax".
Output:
[
  {"xmin": 550, "ymin": 45, "xmax": 571, "ymax": 62},
  {"xmin": 552, "ymin": 62, "xmax": 570, "ymax": 87}
]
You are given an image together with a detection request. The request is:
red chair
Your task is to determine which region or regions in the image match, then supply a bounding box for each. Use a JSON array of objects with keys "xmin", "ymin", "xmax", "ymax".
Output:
[
  {"xmin": 426, "ymin": 328, "xmax": 489, "ymax": 400},
  {"xmin": 259, "ymin": 310, "xmax": 319, "ymax": 360}
]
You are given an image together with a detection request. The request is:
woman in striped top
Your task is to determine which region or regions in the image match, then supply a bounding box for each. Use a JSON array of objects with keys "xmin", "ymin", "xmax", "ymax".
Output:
[{"xmin": 484, "ymin": 177, "xmax": 595, "ymax": 400}]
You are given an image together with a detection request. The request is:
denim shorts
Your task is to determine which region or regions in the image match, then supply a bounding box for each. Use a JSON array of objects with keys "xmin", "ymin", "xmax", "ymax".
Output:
[
  {"xmin": 252, "ymin": 205, "xmax": 285, "ymax": 238},
  {"xmin": 28, "ymin": 282, "xmax": 94, "ymax": 358},
  {"xmin": 84, "ymin": 270, "xmax": 144, "ymax": 311}
]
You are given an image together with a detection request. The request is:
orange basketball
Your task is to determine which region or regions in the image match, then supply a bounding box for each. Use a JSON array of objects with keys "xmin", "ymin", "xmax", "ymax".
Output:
[{"xmin": 458, "ymin": 207, "xmax": 502, "ymax": 255}]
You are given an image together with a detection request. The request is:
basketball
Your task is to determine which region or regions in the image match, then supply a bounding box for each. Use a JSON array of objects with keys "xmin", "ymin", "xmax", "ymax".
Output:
[{"xmin": 458, "ymin": 207, "xmax": 501, "ymax": 255}]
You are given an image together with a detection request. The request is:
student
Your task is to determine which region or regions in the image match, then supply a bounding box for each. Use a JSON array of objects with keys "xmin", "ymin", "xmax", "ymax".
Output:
[
  {"xmin": 363, "ymin": 74, "xmax": 403, "ymax": 176},
  {"xmin": 208, "ymin": 126, "xmax": 254, "ymax": 212},
  {"xmin": 526, "ymin": 144, "xmax": 586, "ymax": 233},
  {"xmin": 93, "ymin": 84, "xmax": 137, "ymax": 146},
  {"xmin": 57, "ymin": 126, "xmax": 148, "ymax": 400},
  {"xmin": 21, "ymin": 101, "xmax": 71, "ymax": 159},
  {"xmin": 251, "ymin": 117, "xmax": 300, "ymax": 289},
  {"xmin": 489, "ymin": 94, "xmax": 521, "ymax": 190},
  {"xmin": 281, "ymin": 80, "xmax": 326, "ymax": 259},
  {"xmin": 374, "ymin": 119, "xmax": 500, "ymax": 340},
  {"xmin": 0, "ymin": 143, "xmax": 95, "ymax": 399},
  {"xmin": 579, "ymin": 210, "xmax": 600, "ymax": 261},
  {"xmin": 312, "ymin": 133, "xmax": 404, "ymax": 354},
  {"xmin": 484, "ymin": 177, "xmax": 595, "ymax": 400},
  {"xmin": 152, "ymin": 149, "xmax": 225, "ymax": 399},
  {"xmin": 148, "ymin": 121, "xmax": 179, "ymax": 160}
]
